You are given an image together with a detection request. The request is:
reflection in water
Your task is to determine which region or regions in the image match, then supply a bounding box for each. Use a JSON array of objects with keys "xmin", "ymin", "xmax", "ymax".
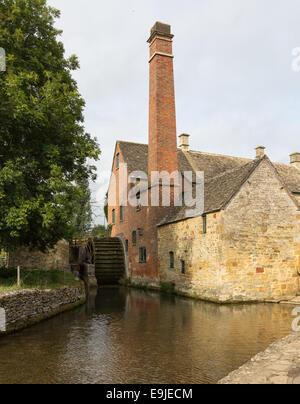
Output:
[{"xmin": 0, "ymin": 288, "xmax": 294, "ymax": 384}]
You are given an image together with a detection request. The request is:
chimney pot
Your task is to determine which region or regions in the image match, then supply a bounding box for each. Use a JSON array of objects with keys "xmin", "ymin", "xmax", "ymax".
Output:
[
  {"xmin": 179, "ymin": 134, "xmax": 190, "ymax": 152},
  {"xmin": 256, "ymin": 146, "xmax": 266, "ymax": 159},
  {"xmin": 290, "ymin": 153, "xmax": 300, "ymax": 169}
]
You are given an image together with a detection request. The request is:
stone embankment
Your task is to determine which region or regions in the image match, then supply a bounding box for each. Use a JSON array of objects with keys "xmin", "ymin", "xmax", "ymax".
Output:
[
  {"xmin": 219, "ymin": 332, "xmax": 300, "ymax": 384},
  {"xmin": 0, "ymin": 285, "xmax": 85, "ymax": 335}
]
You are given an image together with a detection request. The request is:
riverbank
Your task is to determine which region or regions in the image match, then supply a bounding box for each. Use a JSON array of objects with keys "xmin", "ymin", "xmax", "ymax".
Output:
[
  {"xmin": 0, "ymin": 285, "xmax": 86, "ymax": 336},
  {"xmin": 219, "ymin": 332, "xmax": 300, "ymax": 384},
  {"xmin": 125, "ymin": 278, "xmax": 300, "ymax": 304},
  {"xmin": 0, "ymin": 268, "xmax": 81, "ymax": 292}
]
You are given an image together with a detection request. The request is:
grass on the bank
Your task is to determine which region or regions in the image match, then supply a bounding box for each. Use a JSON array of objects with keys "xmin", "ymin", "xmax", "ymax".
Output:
[{"xmin": 0, "ymin": 268, "xmax": 80, "ymax": 292}]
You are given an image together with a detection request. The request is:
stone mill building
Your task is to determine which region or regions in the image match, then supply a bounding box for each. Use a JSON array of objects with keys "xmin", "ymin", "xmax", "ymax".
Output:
[{"xmin": 107, "ymin": 22, "xmax": 300, "ymax": 302}]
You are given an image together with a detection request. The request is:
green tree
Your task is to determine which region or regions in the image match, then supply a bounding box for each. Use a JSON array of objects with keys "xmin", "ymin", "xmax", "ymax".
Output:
[
  {"xmin": 90, "ymin": 224, "xmax": 106, "ymax": 238},
  {"xmin": 71, "ymin": 176, "xmax": 93, "ymax": 238},
  {"xmin": 0, "ymin": 0, "xmax": 100, "ymax": 251}
]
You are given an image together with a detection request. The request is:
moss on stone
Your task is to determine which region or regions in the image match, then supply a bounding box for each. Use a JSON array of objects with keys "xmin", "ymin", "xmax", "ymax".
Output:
[
  {"xmin": 160, "ymin": 281, "xmax": 176, "ymax": 295},
  {"xmin": 126, "ymin": 278, "xmax": 263, "ymax": 304}
]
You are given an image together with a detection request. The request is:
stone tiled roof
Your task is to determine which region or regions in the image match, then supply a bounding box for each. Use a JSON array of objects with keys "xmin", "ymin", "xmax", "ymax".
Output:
[
  {"xmin": 158, "ymin": 159, "xmax": 262, "ymax": 226},
  {"xmin": 184, "ymin": 150, "xmax": 251, "ymax": 179},
  {"xmin": 118, "ymin": 141, "xmax": 195, "ymax": 174},
  {"xmin": 117, "ymin": 141, "xmax": 300, "ymax": 225},
  {"xmin": 117, "ymin": 141, "xmax": 249, "ymax": 178},
  {"xmin": 273, "ymin": 163, "xmax": 300, "ymax": 194},
  {"xmin": 118, "ymin": 141, "xmax": 148, "ymax": 174}
]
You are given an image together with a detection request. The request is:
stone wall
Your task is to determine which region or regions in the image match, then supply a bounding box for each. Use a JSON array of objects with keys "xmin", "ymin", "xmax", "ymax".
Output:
[
  {"xmin": 158, "ymin": 212, "xmax": 224, "ymax": 301},
  {"xmin": 8, "ymin": 240, "xmax": 70, "ymax": 271},
  {"xmin": 158, "ymin": 160, "xmax": 300, "ymax": 302},
  {"xmin": 219, "ymin": 159, "xmax": 300, "ymax": 301},
  {"xmin": 219, "ymin": 332, "xmax": 300, "ymax": 384},
  {"xmin": 0, "ymin": 285, "xmax": 85, "ymax": 333}
]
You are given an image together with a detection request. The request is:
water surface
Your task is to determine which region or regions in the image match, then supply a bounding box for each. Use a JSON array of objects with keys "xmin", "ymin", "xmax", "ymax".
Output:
[{"xmin": 0, "ymin": 288, "xmax": 295, "ymax": 384}]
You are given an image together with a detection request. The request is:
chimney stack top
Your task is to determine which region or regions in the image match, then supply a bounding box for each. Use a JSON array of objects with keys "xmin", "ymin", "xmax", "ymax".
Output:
[
  {"xmin": 256, "ymin": 146, "xmax": 266, "ymax": 159},
  {"xmin": 290, "ymin": 153, "xmax": 300, "ymax": 169},
  {"xmin": 148, "ymin": 22, "xmax": 173, "ymax": 43},
  {"xmin": 179, "ymin": 134, "xmax": 190, "ymax": 152}
]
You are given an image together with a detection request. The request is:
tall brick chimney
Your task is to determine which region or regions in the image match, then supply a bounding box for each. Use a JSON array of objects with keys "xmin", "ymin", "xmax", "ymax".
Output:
[{"xmin": 147, "ymin": 22, "xmax": 178, "ymax": 177}]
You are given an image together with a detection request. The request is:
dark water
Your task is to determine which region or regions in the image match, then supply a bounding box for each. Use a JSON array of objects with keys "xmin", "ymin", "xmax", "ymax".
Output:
[{"xmin": 0, "ymin": 288, "xmax": 295, "ymax": 384}]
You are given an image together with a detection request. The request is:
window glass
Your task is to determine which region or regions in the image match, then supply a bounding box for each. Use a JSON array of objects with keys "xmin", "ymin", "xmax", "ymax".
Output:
[
  {"xmin": 203, "ymin": 215, "xmax": 207, "ymax": 234},
  {"xmin": 139, "ymin": 247, "xmax": 147, "ymax": 263},
  {"xmin": 132, "ymin": 231, "xmax": 137, "ymax": 246},
  {"xmin": 170, "ymin": 252, "xmax": 174, "ymax": 269}
]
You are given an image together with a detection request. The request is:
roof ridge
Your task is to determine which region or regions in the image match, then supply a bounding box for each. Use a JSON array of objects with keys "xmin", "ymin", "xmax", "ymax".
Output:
[
  {"xmin": 117, "ymin": 140, "xmax": 147, "ymax": 146},
  {"xmin": 205, "ymin": 158, "xmax": 258, "ymax": 183},
  {"xmin": 187, "ymin": 150, "xmax": 251, "ymax": 160},
  {"xmin": 117, "ymin": 143, "xmax": 298, "ymax": 170},
  {"xmin": 219, "ymin": 157, "xmax": 266, "ymax": 211},
  {"xmin": 264, "ymin": 157, "xmax": 300, "ymax": 210},
  {"xmin": 273, "ymin": 161, "xmax": 299, "ymax": 170}
]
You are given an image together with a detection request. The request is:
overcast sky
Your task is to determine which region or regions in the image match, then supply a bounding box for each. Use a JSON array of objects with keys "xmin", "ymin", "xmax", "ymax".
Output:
[{"xmin": 48, "ymin": 0, "xmax": 300, "ymax": 225}]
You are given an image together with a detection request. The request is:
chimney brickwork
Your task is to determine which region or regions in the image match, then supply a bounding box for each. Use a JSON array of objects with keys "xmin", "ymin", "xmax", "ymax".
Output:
[{"xmin": 148, "ymin": 22, "xmax": 178, "ymax": 176}]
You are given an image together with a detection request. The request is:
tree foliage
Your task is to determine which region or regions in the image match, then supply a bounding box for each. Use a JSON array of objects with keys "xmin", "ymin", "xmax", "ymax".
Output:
[
  {"xmin": 0, "ymin": 0, "xmax": 100, "ymax": 251},
  {"xmin": 90, "ymin": 224, "xmax": 106, "ymax": 238},
  {"xmin": 71, "ymin": 176, "xmax": 93, "ymax": 238}
]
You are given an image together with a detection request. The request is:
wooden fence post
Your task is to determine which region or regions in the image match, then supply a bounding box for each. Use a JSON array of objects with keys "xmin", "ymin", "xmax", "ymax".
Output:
[{"xmin": 17, "ymin": 265, "xmax": 21, "ymax": 287}]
